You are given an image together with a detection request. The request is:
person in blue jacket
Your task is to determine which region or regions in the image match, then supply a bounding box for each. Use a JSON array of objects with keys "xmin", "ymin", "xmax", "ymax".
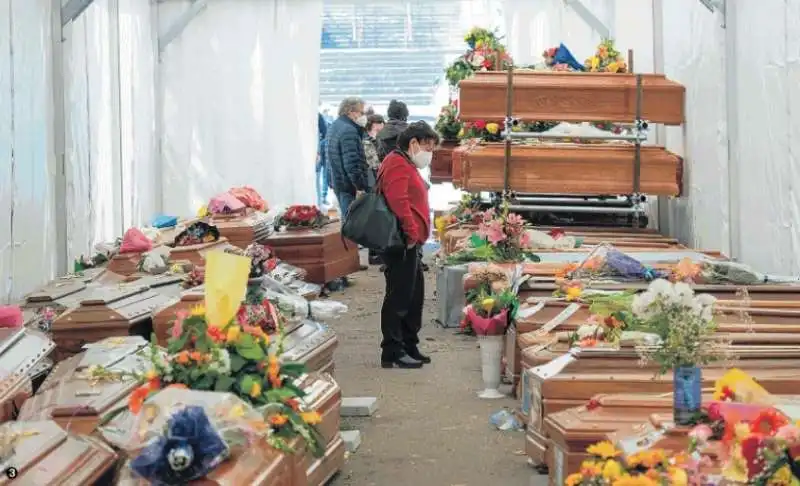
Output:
[
  {"xmin": 326, "ymin": 97, "xmax": 369, "ymax": 217},
  {"xmin": 316, "ymin": 112, "xmax": 330, "ymax": 208}
]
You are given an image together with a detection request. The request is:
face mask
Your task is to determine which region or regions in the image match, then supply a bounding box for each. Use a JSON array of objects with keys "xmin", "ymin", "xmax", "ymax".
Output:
[
  {"xmin": 411, "ymin": 147, "xmax": 433, "ymax": 169},
  {"xmin": 356, "ymin": 115, "xmax": 368, "ymax": 127}
]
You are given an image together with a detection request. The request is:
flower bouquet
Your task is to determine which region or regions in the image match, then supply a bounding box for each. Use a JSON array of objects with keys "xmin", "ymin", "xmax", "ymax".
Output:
[
  {"xmin": 542, "ymin": 43, "xmax": 584, "ymax": 71},
  {"xmin": 567, "ymin": 243, "xmax": 668, "ymax": 282},
  {"xmin": 584, "ymin": 39, "xmax": 628, "ymax": 73},
  {"xmin": 565, "ymin": 441, "xmax": 692, "ymax": 485},
  {"xmin": 459, "ymin": 119, "xmax": 504, "ymax": 142},
  {"xmin": 445, "ymin": 27, "xmax": 511, "ymax": 87},
  {"xmin": 446, "ymin": 205, "xmax": 541, "ymax": 264},
  {"xmin": 671, "ymin": 257, "xmax": 800, "ymax": 286},
  {"xmin": 434, "ymin": 193, "xmax": 484, "ymax": 238},
  {"xmin": 435, "ymin": 102, "xmax": 462, "ymax": 141},
  {"xmin": 276, "ymin": 205, "xmax": 329, "ymax": 230}
]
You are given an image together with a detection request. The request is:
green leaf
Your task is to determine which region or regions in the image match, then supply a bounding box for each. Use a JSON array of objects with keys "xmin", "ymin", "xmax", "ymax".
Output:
[
  {"xmin": 279, "ymin": 363, "xmax": 306, "ymax": 376},
  {"xmin": 265, "ymin": 388, "xmax": 299, "ymax": 402},
  {"xmin": 190, "ymin": 368, "xmax": 202, "ymax": 380},
  {"xmin": 167, "ymin": 333, "xmax": 188, "ymax": 354},
  {"xmin": 469, "ymin": 233, "xmax": 487, "ymax": 248},
  {"xmin": 195, "ymin": 337, "xmax": 211, "ymax": 353},
  {"xmin": 282, "ymin": 381, "xmax": 306, "ymax": 398},
  {"xmin": 215, "ymin": 374, "xmax": 236, "ymax": 392},
  {"xmin": 239, "ymin": 374, "xmax": 260, "ymax": 394},
  {"xmin": 229, "ymin": 354, "xmax": 247, "ymax": 373},
  {"xmin": 236, "ymin": 334, "xmax": 265, "ymax": 360},
  {"xmin": 194, "ymin": 374, "xmax": 215, "ymax": 390}
]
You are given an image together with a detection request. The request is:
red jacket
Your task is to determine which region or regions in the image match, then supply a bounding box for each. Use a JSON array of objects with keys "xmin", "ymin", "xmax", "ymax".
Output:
[{"xmin": 378, "ymin": 151, "xmax": 430, "ymax": 245}]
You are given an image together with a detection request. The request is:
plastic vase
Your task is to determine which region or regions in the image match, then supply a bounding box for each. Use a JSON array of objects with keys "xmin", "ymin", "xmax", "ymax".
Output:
[
  {"xmin": 673, "ymin": 366, "xmax": 702, "ymax": 426},
  {"xmin": 477, "ymin": 335, "xmax": 505, "ymax": 399}
]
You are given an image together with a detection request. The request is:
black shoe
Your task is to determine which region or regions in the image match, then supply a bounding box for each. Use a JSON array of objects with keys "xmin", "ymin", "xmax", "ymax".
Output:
[
  {"xmin": 368, "ymin": 255, "xmax": 382, "ymax": 265},
  {"xmin": 381, "ymin": 354, "xmax": 423, "ymax": 369},
  {"xmin": 406, "ymin": 347, "xmax": 431, "ymax": 364}
]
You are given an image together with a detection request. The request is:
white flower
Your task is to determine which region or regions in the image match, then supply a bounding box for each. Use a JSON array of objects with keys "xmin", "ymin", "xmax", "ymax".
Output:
[
  {"xmin": 471, "ymin": 54, "xmax": 485, "ymax": 68},
  {"xmin": 209, "ymin": 349, "xmax": 231, "ymax": 374},
  {"xmin": 576, "ymin": 324, "xmax": 601, "ymax": 340},
  {"xmin": 673, "ymin": 282, "xmax": 695, "ymax": 307}
]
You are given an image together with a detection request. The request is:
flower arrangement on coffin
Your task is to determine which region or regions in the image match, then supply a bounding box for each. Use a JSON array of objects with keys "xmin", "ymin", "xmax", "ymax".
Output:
[
  {"xmin": 225, "ymin": 243, "xmax": 278, "ymax": 280},
  {"xmin": 542, "ymin": 43, "xmax": 585, "ymax": 72},
  {"xmin": 435, "ymin": 102, "xmax": 463, "ymax": 141},
  {"xmin": 585, "ymin": 39, "xmax": 628, "ymax": 73},
  {"xmin": 445, "ymin": 27, "xmax": 512, "ymax": 87},
  {"xmin": 564, "ymin": 441, "xmax": 693, "ymax": 485},
  {"xmin": 276, "ymin": 205, "xmax": 329, "ymax": 230},
  {"xmin": 459, "ymin": 119, "xmax": 504, "ymax": 142},
  {"xmin": 460, "ymin": 265, "xmax": 519, "ymax": 335},
  {"xmin": 671, "ymin": 257, "xmax": 800, "ymax": 286},
  {"xmin": 446, "ymin": 204, "xmax": 541, "ymax": 264},
  {"xmin": 565, "ymin": 243, "xmax": 669, "ymax": 283},
  {"xmin": 434, "ymin": 193, "xmax": 484, "ymax": 241},
  {"xmin": 118, "ymin": 252, "xmax": 324, "ymax": 456}
]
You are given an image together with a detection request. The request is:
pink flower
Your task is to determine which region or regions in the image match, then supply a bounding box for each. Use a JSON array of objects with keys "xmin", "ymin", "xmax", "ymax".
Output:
[
  {"xmin": 506, "ymin": 213, "xmax": 524, "ymax": 227},
  {"xmin": 519, "ymin": 231, "xmax": 531, "ymax": 248},
  {"xmin": 689, "ymin": 424, "xmax": 713, "ymax": 443},
  {"xmin": 171, "ymin": 310, "xmax": 189, "ymax": 338}
]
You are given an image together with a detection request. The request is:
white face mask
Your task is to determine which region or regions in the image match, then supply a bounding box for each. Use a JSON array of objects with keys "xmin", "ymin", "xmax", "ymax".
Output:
[
  {"xmin": 356, "ymin": 115, "xmax": 368, "ymax": 127},
  {"xmin": 411, "ymin": 147, "xmax": 433, "ymax": 169}
]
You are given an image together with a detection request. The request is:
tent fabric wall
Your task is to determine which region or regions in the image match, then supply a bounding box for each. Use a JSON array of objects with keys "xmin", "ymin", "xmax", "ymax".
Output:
[
  {"xmin": 0, "ymin": 0, "xmax": 57, "ymax": 304},
  {"xmin": 159, "ymin": 0, "xmax": 323, "ymax": 217}
]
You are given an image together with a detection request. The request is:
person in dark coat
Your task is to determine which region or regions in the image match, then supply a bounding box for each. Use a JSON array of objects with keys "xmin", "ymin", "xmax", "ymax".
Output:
[
  {"xmin": 316, "ymin": 112, "xmax": 330, "ymax": 207},
  {"xmin": 376, "ymin": 99, "xmax": 409, "ymax": 160},
  {"xmin": 326, "ymin": 97, "xmax": 369, "ymax": 217}
]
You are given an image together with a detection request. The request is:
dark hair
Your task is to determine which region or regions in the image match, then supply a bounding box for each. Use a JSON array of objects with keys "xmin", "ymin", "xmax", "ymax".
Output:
[
  {"xmin": 387, "ymin": 99, "xmax": 409, "ymax": 121},
  {"xmin": 366, "ymin": 114, "xmax": 385, "ymax": 132},
  {"xmin": 397, "ymin": 121, "xmax": 440, "ymax": 151},
  {"xmin": 365, "ymin": 106, "xmax": 375, "ymax": 116}
]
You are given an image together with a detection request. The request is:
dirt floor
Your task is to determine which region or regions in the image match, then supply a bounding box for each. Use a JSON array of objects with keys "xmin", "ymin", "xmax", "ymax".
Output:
[{"xmin": 327, "ymin": 259, "xmax": 548, "ymax": 486}]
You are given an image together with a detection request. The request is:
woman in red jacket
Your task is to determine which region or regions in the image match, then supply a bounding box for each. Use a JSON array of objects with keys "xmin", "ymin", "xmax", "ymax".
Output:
[{"xmin": 377, "ymin": 121, "xmax": 439, "ymax": 369}]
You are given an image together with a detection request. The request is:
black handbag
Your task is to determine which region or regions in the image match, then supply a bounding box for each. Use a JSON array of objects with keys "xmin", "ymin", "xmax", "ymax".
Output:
[{"xmin": 342, "ymin": 173, "xmax": 405, "ymax": 252}]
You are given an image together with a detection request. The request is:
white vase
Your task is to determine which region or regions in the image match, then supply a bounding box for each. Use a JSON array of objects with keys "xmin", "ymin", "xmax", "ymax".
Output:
[{"xmin": 477, "ymin": 334, "xmax": 505, "ymax": 399}]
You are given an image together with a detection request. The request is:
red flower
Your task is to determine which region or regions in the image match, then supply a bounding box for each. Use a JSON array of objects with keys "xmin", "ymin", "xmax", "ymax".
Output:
[
  {"xmin": 740, "ymin": 435, "xmax": 767, "ymax": 479},
  {"xmin": 482, "ymin": 59, "xmax": 493, "ymax": 69},
  {"xmin": 718, "ymin": 386, "xmax": 735, "ymax": 402},
  {"xmin": 750, "ymin": 409, "xmax": 788, "ymax": 436},
  {"xmin": 548, "ymin": 228, "xmax": 566, "ymax": 239},
  {"xmin": 586, "ymin": 398, "xmax": 600, "ymax": 411},
  {"xmin": 473, "ymin": 120, "xmax": 486, "ymax": 130},
  {"xmin": 207, "ymin": 326, "xmax": 225, "ymax": 343}
]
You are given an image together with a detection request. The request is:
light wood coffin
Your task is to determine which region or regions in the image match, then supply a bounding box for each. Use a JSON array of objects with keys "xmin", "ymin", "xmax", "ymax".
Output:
[
  {"xmin": 280, "ymin": 321, "xmax": 338, "ymax": 376},
  {"xmin": 457, "ymin": 71, "xmax": 686, "ymax": 125},
  {"xmin": 51, "ymin": 284, "xmax": 173, "ymax": 360},
  {"xmin": 451, "ymin": 143, "xmax": 683, "ymax": 196},
  {"xmin": 0, "ymin": 328, "xmax": 55, "ymax": 423},
  {"xmin": 107, "ymin": 248, "xmax": 162, "ymax": 276},
  {"xmin": 520, "ymin": 281, "xmax": 800, "ymax": 301},
  {"xmin": 266, "ymin": 224, "xmax": 360, "ymax": 284},
  {"xmin": 0, "ymin": 420, "xmax": 117, "ymax": 485},
  {"xmin": 296, "ymin": 373, "xmax": 345, "ymax": 486},
  {"xmin": 209, "ymin": 210, "xmax": 273, "ymax": 250}
]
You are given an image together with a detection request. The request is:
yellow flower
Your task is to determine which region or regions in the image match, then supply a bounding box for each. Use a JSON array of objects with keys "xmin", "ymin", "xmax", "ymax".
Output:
[
  {"xmin": 591, "ymin": 56, "xmax": 600, "ymax": 70},
  {"xmin": 565, "ymin": 286, "xmax": 582, "ymax": 301},
  {"xmin": 767, "ymin": 465, "xmax": 793, "ymax": 486},
  {"xmin": 612, "ymin": 476, "xmax": 659, "ymax": 486},
  {"xmin": 486, "ymin": 122, "xmax": 499, "ymax": 135},
  {"xmin": 481, "ymin": 298, "xmax": 495, "ymax": 313},
  {"xmin": 249, "ymin": 381, "xmax": 262, "ymax": 398},
  {"xmin": 228, "ymin": 404, "xmax": 246, "ymax": 419},
  {"xmin": 668, "ymin": 467, "xmax": 688, "ymax": 486},
  {"xmin": 475, "ymin": 39, "xmax": 483, "ymax": 48},
  {"xmin": 580, "ymin": 460, "xmax": 603, "ymax": 476},
  {"xmin": 144, "ymin": 369, "xmax": 158, "ymax": 380},
  {"xmin": 602, "ymin": 460, "xmax": 623, "ymax": 480},
  {"xmin": 300, "ymin": 411, "xmax": 322, "ymax": 425},
  {"xmin": 190, "ymin": 305, "xmax": 205, "ymax": 316},
  {"xmin": 226, "ymin": 325, "xmax": 241, "ymax": 343},
  {"xmin": 586, "ymin": 441, "xmax": 621, "ymax": 460},
  {"xmin": 607, "ymin": 62, "xmax": 619, "ymax": 73},
  {"xmin": 565, "ymin": 473, "xmax": 583, "ymax": 486},
  {"xmin": 196, "ymin": 205, "xmax": 209, "ymax": 217},
  {"xmin": 457, "ymin": 127, "xmax": 465, "ymax": 138}
]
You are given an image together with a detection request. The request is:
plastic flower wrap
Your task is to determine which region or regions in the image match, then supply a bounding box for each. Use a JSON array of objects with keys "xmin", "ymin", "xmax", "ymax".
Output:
[
  {"xmin": 257, "ymin": 275, "xmax": 347, "ymax": 322},
  {"xmin": 103, "ymin": 389, "xmax": 269, "ymax": 485},
  {"xmin": 569, "ymin": 243, "xmax": 667, "ymax": 282},
  {"xmin": 672, "ymin": 257, "xmax": 800, "ymax": 286}
]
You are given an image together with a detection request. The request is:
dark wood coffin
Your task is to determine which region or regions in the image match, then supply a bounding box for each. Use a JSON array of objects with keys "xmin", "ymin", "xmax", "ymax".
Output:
[
  {"xmin": 451, "ymin": 143, "xmax": 682, "ymax": 196},
  {"xmin": 169, "ymin": 238, "xmax": 235, "ymax": 267},
  {"xmin": 106, "ymin": 247, "xmax": 167, "ymax": 277},
  {"xmin": 0, "ymin": 420, "xmax": 117, "ymax": 485},
  {"xmin": 266, "ymin": 224, "xmax": 360, "ymax": 284},
  {"xmin": 152, "ymin": 286, "xmax": 205, "ymax": 346},
  {"xmin": 431, "ymin": 140, "xmax": 459, "ymax": 184},
  {"xmin": 51, "ymin": 284, "xmax": 173, "ymax": 360},
  {"xmin": 280, "ymin": 321, "xmax": 338, "ymax": 376},
  {"xmin": 209, "ymin": 210, "xmax": 273, "ymax": 250},
  {"xmin": 458, "ymin": 71, "xmax": 685, "ymax": 125}
]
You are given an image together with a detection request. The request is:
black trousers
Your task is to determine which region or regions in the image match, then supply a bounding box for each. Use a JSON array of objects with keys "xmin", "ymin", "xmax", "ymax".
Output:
[{"xmin": 380, "ymin": 247, "xmax": 424, "ymax": 359}]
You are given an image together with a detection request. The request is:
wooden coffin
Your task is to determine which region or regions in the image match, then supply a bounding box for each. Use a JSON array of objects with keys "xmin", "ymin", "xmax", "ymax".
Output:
[
  {"xmin": 431, "ymin": 140, "xmax": 459, "ymax": 183},
  {"xmin": 51, "ymin": 284, "xmax": 172, "ymax": 360},
  {"xmin": 0, "ymin": 328, "xmax": 54, "ymax": 423},
  {"xmin": 152, "ymin": 286, "xmax": 205, "ymax": 346},
  {"xmin": 297, "ymin": 373, "xmax": 345, "ymax": 486},
  {"xmin": 106, "ymin": 248, "xmax": 156, "ymax": 276},
  {"xmin": 451, "ymin": 143, "xmax": 682, "ymax": 196},
  {"xmin": 169, "ymin": 238, "xmax": 234, "ymax": 267},
  {"xmin": 17, "ymin": 341, "xmax": 147, "ymax": 434},
  {"xmin": 209, "ymin": 210, "xmax": 273, "ymax": 250},
  {"xmin": 266, "ymin": 224, "xmax": 360, "ymax": 284},
  {"xmin": 21, "ymin": 269, "xmax": 111, "ymax": 313},
  {"xmin": 457, "ymin": 71, "xmax": 685, "ymax": 125},
  {"xmin": 520, "ymin": 281, "xmax": 800, "ymax": 301},
  {"xmin": 280, "ymin": 321, "xmax": 338, "ymax": 376},
  {"xmin": 0, "ymin": 420, "xmax": 117, "ymax": 485}
]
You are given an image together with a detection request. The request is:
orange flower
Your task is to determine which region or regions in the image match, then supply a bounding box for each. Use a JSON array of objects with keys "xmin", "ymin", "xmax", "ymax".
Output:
[
  {"xmin": 751, "ymin": 409, "xmax": 789, "ymax": 436},
  {"xmin": 175, "ymin": 351, "xmax": 190, "ymax": 365},
  {"xmin": 268, "ymin": 355, "xmax": 281, "ymax": 388},
  {"xmin": 189, "ymin": 351, "xmax": 203, "ymax": 362},
  {"xmin": 207, "ymin": 327, "xmax": 225, "ymax": 343},
  {"xmin": 128, "ymin": 385, "xmax": 151, "ymax": 414},
  {"xmin": 269, "ymin": 414, "xmax": 288, "ymax": 427},
  {"xmin": 286, "ymin": 398, "xmax": 301, "ymax": 412}
]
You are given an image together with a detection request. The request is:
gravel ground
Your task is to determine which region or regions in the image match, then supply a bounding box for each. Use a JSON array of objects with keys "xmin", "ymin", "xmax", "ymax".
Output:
[{"xmin": 326, "ymin": 258, "xmax": 548, "ymax": 486}]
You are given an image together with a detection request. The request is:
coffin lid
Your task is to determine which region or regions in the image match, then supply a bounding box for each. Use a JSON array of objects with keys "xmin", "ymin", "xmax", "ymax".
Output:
[
  {"xmin": 50, "ymin": 377, "xmax": 140, "ymax": 416},
  {"xmin": 0, "ymin": 328, "xmax": 55, "ymax": 403},
  {"xmin": 279, "ymin": 320, "xmax": 334, "ymax": 363},
  {"xmin": 267, "ymin": 222, "xmax": 341, "ymax": 245},
  {"xmin": 296, "ymin": 372, "xmax": 339, "ymax": 412},
  {"xmin": 55, "ymin": 288, "xmax": 173, "ymax": 327},
  {"xmin": 78, "ymin": 336, "xmax": 149, "ymax": 370},
  {"xmin": 0, "ymin": 420, "xmax": 116, "ymax": 485}
]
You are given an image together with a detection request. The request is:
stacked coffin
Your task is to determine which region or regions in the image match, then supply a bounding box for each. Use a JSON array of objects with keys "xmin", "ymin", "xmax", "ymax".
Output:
[
  {"xmin": 266, "ymin": 224, "xmax": 360, "ymax": 284},
  {"xmin": 208, "ymin": 208, "xmax": 273, "ymax": 250}
]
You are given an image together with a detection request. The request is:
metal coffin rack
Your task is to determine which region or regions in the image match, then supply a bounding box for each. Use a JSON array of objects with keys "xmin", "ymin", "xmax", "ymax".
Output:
[{"xmin": 496, "ymin": 64, "xmax": 652, "ymax": 228}]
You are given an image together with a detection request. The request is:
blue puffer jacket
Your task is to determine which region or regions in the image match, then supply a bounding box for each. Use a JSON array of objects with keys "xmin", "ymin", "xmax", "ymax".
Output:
[{"xmin": 326, "ymin": 115, "xmax": 369, "ymax": 194}]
